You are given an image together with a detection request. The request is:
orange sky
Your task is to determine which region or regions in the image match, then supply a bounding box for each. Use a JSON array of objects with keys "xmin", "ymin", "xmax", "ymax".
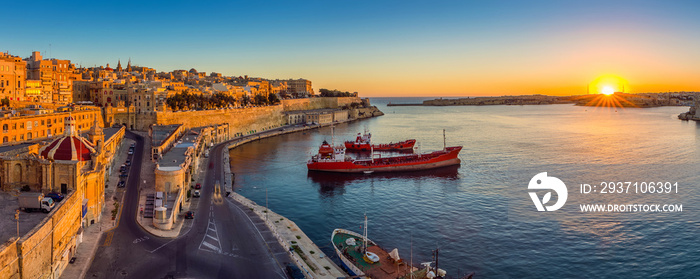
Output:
[{"xmin": 6, "ymin": 2, "xmax": 700, "ymax": 97}]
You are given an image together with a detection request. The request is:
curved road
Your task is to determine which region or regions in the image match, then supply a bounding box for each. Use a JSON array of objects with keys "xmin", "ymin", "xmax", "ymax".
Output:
[{"xmin": 87, "ymin": 131, "xmax": 291, "ymax": 278}]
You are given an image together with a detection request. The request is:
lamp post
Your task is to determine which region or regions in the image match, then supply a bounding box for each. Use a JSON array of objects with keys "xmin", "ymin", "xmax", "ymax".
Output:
[{"xmin": 15, "ymin": 209, "xmax": 19, "ymax": 238}]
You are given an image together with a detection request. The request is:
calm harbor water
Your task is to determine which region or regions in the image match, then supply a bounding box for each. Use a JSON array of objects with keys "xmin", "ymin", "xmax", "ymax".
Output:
[{"xmin": 230, "ymin": 98, "xmax": 700, "ymax": 278}]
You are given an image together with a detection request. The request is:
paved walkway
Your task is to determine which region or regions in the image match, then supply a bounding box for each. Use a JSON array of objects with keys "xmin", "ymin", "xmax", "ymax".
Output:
[{"xmin": 60, "ymin": 138, "xmax": 134, "ymax": 279}]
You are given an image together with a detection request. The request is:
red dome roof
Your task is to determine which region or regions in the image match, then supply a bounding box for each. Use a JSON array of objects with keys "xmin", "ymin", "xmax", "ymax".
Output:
[
  {"xmin": 40, "ymin": 136, "xmax": 95, "ymax": 161},
  {"xmin": 39, "ymin": 115, "xmax": 95, "ymax": 161}
]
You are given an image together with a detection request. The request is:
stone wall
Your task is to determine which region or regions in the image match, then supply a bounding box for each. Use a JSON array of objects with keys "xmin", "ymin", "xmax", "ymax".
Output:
[
  {"xmin": 281, "ymin": 97, "xmax": 363, "ymax": 111},
  {"xmin": 0, "ymin": 190, "xmax": 81, "ymax": 279},
  {"xmin": 149, "ymin": 106, "xmax": 285, "ymax": 138},
  {"xmin": 155, "ymin": 166, "xmax": 187, "ymax": 194},
  {"xmin": 0, "ymin": 238, "xmax": 19, "ymax": 279},
  {"xmin": 109, "ymin": 97, "xmax": 365, "ymax": 132}
]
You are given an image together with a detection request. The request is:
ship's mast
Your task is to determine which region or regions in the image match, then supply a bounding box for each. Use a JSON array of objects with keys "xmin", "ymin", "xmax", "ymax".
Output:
[
  {"xmin": 363, "ymin": 214, "xmax": 368, "ymax": 254},
  {"xmin": 410, "ymin": 233, "xmax": 413, "ymax": 279},
  {"xmin": 443, "ymin": 129, "xmax": 446, "ymax": 151},
  {"xmin": 370, "ymin": 136, "xmax": 374, "ymax": 163}
]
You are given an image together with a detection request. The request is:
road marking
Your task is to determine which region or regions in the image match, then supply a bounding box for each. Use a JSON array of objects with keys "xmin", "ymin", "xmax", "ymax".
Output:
[
  {"xmin": 226, "ymin": 198, "xmax": 287, "ymax": 278},
  {"xmin": 102, "ymin": 232, "xmax": 114, "ymax": 246},
  {"xmin": 199, "ymin": 219, "xmax": 223, "ymax": 254},
  {"xmin": 201, "ymin": 241, "xmax": 221, "ymax": 253},
  {"xmin": 133, "ymin": 236, "xmax": 150, "ymax": 244}
]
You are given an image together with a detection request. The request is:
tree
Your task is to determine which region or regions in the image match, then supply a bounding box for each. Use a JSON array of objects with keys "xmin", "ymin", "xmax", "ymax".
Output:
[
  {"xmin": 319, "ymin": 88, "xmax": 355, "ymax": 97},
  {"xmin": 267, "ymin": 93, "xmax": 280, "ymax": 104},
  {"xmin": 166, "ymin": 91, "xmax": 238, "ymax": 110},
  {"xmin": 241, "ymin": 95, "xmax": 252, "ymax": 106},
  {"xmin": 254, "ymin": 94, "xmax": 268, "ymax": 105},
  {"xmin": 0, "ymin": 97, "xmax": 9, "ymax": 107}
]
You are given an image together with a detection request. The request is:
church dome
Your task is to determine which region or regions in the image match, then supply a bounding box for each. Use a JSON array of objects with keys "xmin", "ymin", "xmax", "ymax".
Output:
[{"xmin": 39, "ymin": 116, "xmax": 96, "ymax": 161}]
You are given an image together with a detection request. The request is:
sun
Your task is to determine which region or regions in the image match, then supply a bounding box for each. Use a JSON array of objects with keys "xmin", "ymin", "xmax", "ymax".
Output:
[
  {"xmin": 601, "ymin": 86, "xmax": 615, "ymax": 95},
  {"xmin": 588, "ymin": 74, "xmax": 630, "ymax": 95}
]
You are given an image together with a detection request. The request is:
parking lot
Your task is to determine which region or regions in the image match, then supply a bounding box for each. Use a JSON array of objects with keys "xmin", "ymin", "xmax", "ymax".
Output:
[{"xmin": 0, "ymin": 192, "xmax": 55, "ymax": 243}]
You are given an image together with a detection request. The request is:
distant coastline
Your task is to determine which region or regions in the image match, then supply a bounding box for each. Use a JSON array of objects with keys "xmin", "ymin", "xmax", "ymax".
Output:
[{"xmin": 387, "ymin": 92, "xmax": 695, "ymax": 108}]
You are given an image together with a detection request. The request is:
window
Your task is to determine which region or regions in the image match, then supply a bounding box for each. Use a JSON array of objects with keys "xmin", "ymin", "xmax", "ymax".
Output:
[
  {"xmin": 26, "ymin": 121, "xmax": 31, "ymax": 130},
  {"xmin": 2, "ymin": 124, "xmax": 7, "ymax": 132},
  {"xmin": 34, "ymin": 121, "xmax": 38, "ymax": 127},
  {"xmin": 2, "ymin": 136, "xmax": 7, "ymax": 143},
  {"xmin": 20, "ymin": 134, "xmax": 23, "ymax": 140}
]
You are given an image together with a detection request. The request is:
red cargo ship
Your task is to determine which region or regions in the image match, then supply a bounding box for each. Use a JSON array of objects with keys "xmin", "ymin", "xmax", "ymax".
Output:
[
  {"xmin": 307, "ymin": 141, "xmax": 462, "ymax": 173},
  {"xmin": 344, "ymin": 132, "xmax": 416, "ymax": 151}
]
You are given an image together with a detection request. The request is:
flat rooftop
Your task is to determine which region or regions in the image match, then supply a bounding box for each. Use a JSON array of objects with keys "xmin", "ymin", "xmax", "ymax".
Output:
[
  {"xmin": 158, "ymin": 128, "xmax": 202, "ymax": 168},
  {"xmin": 152, "ymin": 124, "xmax": 182, "ymax": 147},
  {"xmin": 0, "ymin": 192, "xmax": 52, "ymax": 244},
  {"xmin": 104, "ymin": 127, "xmax": 122, "ymax": 142},
  {"xmin": 0, "ymin": 143, "xmax": 36, "ymax": 155}
]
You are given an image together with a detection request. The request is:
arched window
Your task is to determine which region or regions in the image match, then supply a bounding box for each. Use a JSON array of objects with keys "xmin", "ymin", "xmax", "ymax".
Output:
[{"xmin": 2, "ymin": 136, "xmax": 8, "ymax": 143}]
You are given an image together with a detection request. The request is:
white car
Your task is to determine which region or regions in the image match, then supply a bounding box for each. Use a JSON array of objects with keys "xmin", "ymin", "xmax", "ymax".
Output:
[{"xmin": 193, "ymin": 190, "xmax": 200, "ymax": 198}]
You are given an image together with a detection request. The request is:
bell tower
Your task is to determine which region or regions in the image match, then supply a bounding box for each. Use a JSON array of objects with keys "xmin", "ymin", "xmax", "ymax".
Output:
[{"xmin": 89, "ymin": 115, "xmax": 104, "ymax": 146}]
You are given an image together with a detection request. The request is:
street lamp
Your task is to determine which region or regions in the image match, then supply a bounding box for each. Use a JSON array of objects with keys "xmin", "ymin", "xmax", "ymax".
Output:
[{"xmin": 15, "ymin": 209, "xmax": 19, "ymax": 238}]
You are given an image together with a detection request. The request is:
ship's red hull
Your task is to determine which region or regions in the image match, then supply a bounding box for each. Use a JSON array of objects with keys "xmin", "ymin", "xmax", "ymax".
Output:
[
  {"xmin": 344, "ymin": 139, "xmax": 416, "ymax": 151},
  {"xmin": 308, "ymin": 146, "xmax": 462, "ymax": 173}
]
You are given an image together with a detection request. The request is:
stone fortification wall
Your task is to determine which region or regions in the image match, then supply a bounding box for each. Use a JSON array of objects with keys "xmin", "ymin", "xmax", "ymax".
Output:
[
  {"xmin": 281, "ymin": 97, "xmax": 362, "ymax": 111},
  {"xmin": 0, "ymin": 190, "xmax": 81, "ymax": 279},
  {"xmin": 0, "ymin": 238, "xmax": 19, "ymax": 279},
  {"xmin": 125, "ymin": 97, "xmax": 365, "ymax": 132},
  {"xmin": 151, "ymin": 106, "xmax": 285, "ymax": 137}
]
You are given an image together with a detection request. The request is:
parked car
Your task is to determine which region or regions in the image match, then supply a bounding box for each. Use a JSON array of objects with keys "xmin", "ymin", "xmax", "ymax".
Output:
[
  {"xmin": 119, "ymin": 173, "xmax": 128, "ymax": 178},
  {"xmin": 185, "ymin": 211, "xmax": 194, "ymax": 219},
  {"xmin": 193, "ymin": 190, "xmax": 200, "ymax": 197},
  {"xmin": 125, "ymin": 160, "xmax": 131, "ymax": 166},
  {"xmin": 195, "ymin": 183, "xmax": 201, "ymax": 189},
  {"xmin": 45, "ymin": 192, "xmax": 64, "ymax": 202},
  {"xmin": 285, "ymin": 263, "xmax": 304, "ymax": 279},
  {"xmin": 128, "ymin": 150, "xmax": 134, "ymax": 155},
  {"xmin": 117, "ymin": 181, "xmax": 126, "ymax": 188}
]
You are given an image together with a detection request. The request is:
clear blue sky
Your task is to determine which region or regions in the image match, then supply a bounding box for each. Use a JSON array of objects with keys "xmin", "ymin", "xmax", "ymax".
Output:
[{"xmin": 5, "ymin": 0, "xmax": 700, "ymax": 96}]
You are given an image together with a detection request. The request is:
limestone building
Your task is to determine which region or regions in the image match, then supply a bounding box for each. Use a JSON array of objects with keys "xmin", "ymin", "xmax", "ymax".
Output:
[
  {"xmin": 0, "ymin": 52, "xmax": 27, "ymax": 102},
  {"xmin": 0, "ymin": 115, "xmax": 124, "ymax": 279},
  {"xmin": 25, "ymin": 51, "xmax": 80, "ymax": 103}
]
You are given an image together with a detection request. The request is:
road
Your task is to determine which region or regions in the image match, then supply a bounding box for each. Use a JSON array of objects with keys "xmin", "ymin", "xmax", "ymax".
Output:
[{"xmin": 86, "ymin": 130, "xmax": 291, "ymax": 278}]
